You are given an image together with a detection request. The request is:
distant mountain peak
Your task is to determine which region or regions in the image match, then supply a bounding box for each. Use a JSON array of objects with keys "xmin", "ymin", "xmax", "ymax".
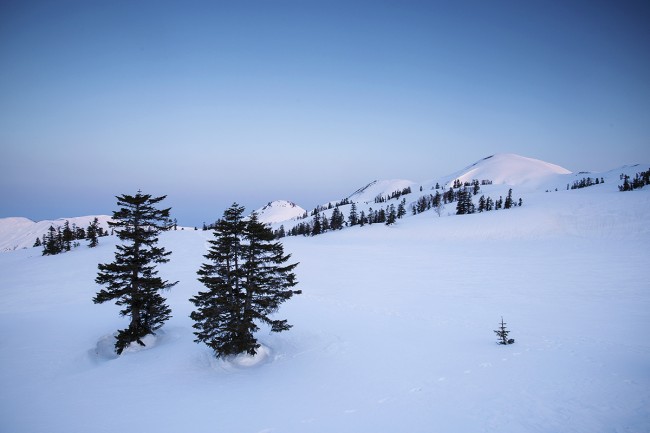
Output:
[
  {"xmin": 254, "ymin": 200, "xmax": 306, "ymax": 224},
  {"xmin": 445, "ymin": 153, "xmax": 572, "ymax": 188}
]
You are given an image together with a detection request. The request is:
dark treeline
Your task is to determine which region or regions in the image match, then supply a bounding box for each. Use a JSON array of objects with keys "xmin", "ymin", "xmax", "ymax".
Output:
[
  {"xmin": 38, "ymin": 217, "xmax": 108, "ymax": 255},
  {"xmin": 568, "ymin": 176, "xmax": 604, "ymax": 190},
  {"xmin": 374, "ymin": 186, "xmax": 412, "ymax": 204},
  {"xmin": 276, "ymin": 179, "xmax": 521, "ymax": 238},
  {"xmin": 619, "ymin": 169, "xmax": 650, "ymax": 191}
]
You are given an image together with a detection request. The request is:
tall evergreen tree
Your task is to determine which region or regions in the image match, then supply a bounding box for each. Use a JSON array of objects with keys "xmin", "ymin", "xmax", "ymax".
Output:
[
  {"xmin": 75, "ymin": 225, "xmax": 86, "ymax": 241},
  {"xmin": 191, "ymin": 204, "xmax": 300, "ymax": 358},
  {"xmin": 386, "ymin": 204, "xmax": 397, "ymax": 225},
  {"xmin": 330, "ymin": 206, "xmax": 344, "ymax": 230},
  {"xmin": 504, "ymin": 188, "xmax": 514, "ymax": 209},
  {"xmin": 62, "ymin": 220, "xmax": 73, "ymax": 252},
  {"xmin": 348, "ymin": 202, "xmax": 359, "ymax": 226},
  {"xmin": 478, "ymin": 195, "xmax": 486, "ymax": 212},
  {"xmin": 87, "ymin": 217, "xmax": 100, "ymax": 248},
  {"xmin": 397, "ymin": 199, "xmax": 406, "ymax": 219},
  {"xmin": 311, "ymin": 211, "xmax": 322, "ymax": 236},
  {"xmin": 42, "ymin": 225, "xmax": 60, "ymax": 255},
  {"xmin": 321, "ymin": 214, "xmax": 330, "ymax": 232},
  {"xmin": 94, "ymin": 191, "xmax": 177, "ymax": 354},
  {"xmin": 456, "ymin": 187, "xmax": 474, "ymax": 215},
  {"xmin": 191, "ymin": 203, "xmax": 247, "ymax": 357}
]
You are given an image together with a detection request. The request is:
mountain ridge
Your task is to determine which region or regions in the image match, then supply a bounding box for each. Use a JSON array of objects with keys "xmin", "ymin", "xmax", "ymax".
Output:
[{"xmin": 1, "ymin": 153, "xmax": 646, "ymax": 250}]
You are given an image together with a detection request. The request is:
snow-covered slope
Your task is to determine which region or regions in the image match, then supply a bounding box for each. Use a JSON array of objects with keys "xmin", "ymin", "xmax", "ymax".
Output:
[
  {"xmin": 347, "ymin": 179, "xmax": 417, "ymax": 204},
  {"xmin": 1, "ymin": 175, "xmax": 649, "ymax": 433},
  {"xmin": 439, "ymin": 153, "xmax": 572, "ymax": 189},
  {"xmin": 0, "ymin": 215, "xmax": 112, "ymax": 252},
  {"xmin": 253, "ymin": 200, "xmax": 307, "ymax": 224}
]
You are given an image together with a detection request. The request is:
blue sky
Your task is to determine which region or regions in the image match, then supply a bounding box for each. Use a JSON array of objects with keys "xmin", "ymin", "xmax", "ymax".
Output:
[{"xmin": 1, "ymin": 0, "xmax": 649, "ymax": 225}]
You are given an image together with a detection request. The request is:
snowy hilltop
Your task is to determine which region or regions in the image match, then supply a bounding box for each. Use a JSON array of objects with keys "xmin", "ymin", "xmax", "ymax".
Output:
[
  {"xmin": 264, "ymin": 153, "xmax": 596, "ymax": 237},
  {"xmin": 0, "ymin": 155, "xmax": 649, "ymax": 433},
  {"xmin": 0, "ymin": 215, "xmax": 112, "ymax": 252},
  {"xmin": 440, "ymin": 153, "xmax": 572, "ymax": 189},
  {"xmin": 253, "ymin": 200, "xmax": 307, "ymax": 224}
]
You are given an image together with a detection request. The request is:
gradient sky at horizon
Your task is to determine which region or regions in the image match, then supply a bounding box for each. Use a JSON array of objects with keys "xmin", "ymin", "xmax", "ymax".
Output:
[{"xmin": 1, "ymin": 0, "xmax": 649, "ymax": 225}]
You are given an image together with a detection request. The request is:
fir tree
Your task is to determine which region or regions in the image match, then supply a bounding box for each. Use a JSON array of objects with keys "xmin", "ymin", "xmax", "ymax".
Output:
[
  {"xmin": 377, "ymin": 207, "xmax": 386, "ymax": 223},
  {"xmin": 472, "ymin": 180, "xmax": 480, "ymax": 195},
  {"xmin": 504, "ymin": 189, "xmax": 514, "ymax": 209},
  {"xmin": 331, "ymin": 206, "xmax": 344, "ymax": 230},
  {"xmin": 348, "ymin": 202, "xmax": 359, "ymax": 226},
  {"xmin": 494, "ymin": 316, "xmax": 514, "ymax": 345},
  {"xmin": 397, "ymin": 199, "xmax": 406, "ymax": 219},
  {"xmin": 42, "ymin": 225, "xmax": 60, "ymax": 256},
  {"xmin": 62, "ymin": 220, "xmax": 73, "ymax": 252},
  {"xmin": 190, "ymin": 204, "xmax": 300, "ymax": 358},
  {"xmin": 456, "ymin": 187, "xmax": 474, "ymax": 215},
  {"xmin": 478, "ymin": 195, "xmax": 486, "ymax": 212},
  {"xmin": 75, "ymin": 225, "xmax": 86, "ymax": 241},
  {"xmin": 87, "ymin": 217, "xmax": 100, "ymax": 248},
  {"xmin": 311, "ymin": 211, "xmax": 322, "ymax": 236},
  {"xmin": 386, "ymin": 204, "xmax": 397, "ymax": 225},
  {"xmin": 94, "ymin": 191, "xmax": 177, "ymax": 354},
  {"xmin": 486, "ymin": 196, "xmax": 494, "ymax": 211},
  {"xmin": 321, "ymin": 214, "xmax": 330, "ymax": 232}
]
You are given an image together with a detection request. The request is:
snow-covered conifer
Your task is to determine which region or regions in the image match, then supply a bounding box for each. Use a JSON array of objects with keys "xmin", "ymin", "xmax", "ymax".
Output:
[
  {"xmin": 94, "ymin": 191, "xmax": 177, "ymax": 354},
  {"xmin": 191, "ymin": 204, "xmax": 300, "ymax": 358}
]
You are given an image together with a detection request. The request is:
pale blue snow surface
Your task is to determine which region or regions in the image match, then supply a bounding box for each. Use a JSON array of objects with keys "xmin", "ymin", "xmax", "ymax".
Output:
[{"xmin": 1, "ymin": 173, "xmax": 649, "ymax": 433}]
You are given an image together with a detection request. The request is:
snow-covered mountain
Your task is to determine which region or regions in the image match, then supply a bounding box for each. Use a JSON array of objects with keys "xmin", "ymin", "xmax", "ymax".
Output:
[
  {"xmin": 0, "ymin": 215, "xmax": 112, "ymax": 252},
  {"xmin": 347, "ymin": 179, "xmax": 418, "ymax": 204},
  {"xmin": 257, "ymin": 154, "xmax": 586, "ymax": 232},
  {"xmin": 253, "ymin": 200, "xmax": 307, "ymax": 224},
  {"xmin": 0, "ymin": 153, "xmax": 637, "ymax": 247},
  {"xmin": 438, "ymin": 153, "xmax": 572, "ymax": 189},
  {"xmin": 1, "ymin": 157, "xmax": 649, "ymax": 433}
]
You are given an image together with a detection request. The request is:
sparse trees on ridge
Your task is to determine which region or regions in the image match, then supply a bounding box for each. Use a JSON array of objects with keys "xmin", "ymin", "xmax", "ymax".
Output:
[
  {"xmin": 38, "ymin": 218, "xmax": 108, "ymax": 255},
  {"xmin": 273, "ymin": 178, "xmax": 523, "ymax": 238},
  {"xmin": 94, "ymin": 191, "xmax": 177, "ymax": 354},
  {"xmin": 619, "ymin": 169, "xmax": 650, "ymax": 191}
]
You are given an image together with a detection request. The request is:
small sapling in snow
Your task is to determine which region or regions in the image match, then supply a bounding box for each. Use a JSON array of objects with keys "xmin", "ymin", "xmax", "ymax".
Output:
[{"xmin": 494, "ymin": 316, "xmax": 515, "ymax": 345}]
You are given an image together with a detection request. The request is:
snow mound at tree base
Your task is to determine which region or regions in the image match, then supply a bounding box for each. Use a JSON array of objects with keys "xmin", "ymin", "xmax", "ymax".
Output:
[
  {"xmin": 92, "ymin": 333, "xmax": 160, "ymax": 360},
  {"xmin": 214, "ymin": 344, "xmax": 272, "ymax": 370},
  {"xmin": 122, "ymin": 333, "xmax": 158, "ymax": 354}
]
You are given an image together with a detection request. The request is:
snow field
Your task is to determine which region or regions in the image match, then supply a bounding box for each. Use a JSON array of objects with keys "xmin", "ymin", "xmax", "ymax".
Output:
[{"xmin": 0, "ymin": 186, "xmax": 649, "ymax": 432}]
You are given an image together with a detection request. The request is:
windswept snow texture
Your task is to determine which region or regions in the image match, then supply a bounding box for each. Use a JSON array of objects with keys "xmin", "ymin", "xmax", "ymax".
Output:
[
  {"xmin": 253, "ymin": 200, "xmax": 307, "ymax": 224},
  {"xmin": 1, "ymin": 160, "xmax": 650, "ymax": 433},
  {"xmin": 0, "ymin": 215, "xmax": 112, "ymax": 252}
]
